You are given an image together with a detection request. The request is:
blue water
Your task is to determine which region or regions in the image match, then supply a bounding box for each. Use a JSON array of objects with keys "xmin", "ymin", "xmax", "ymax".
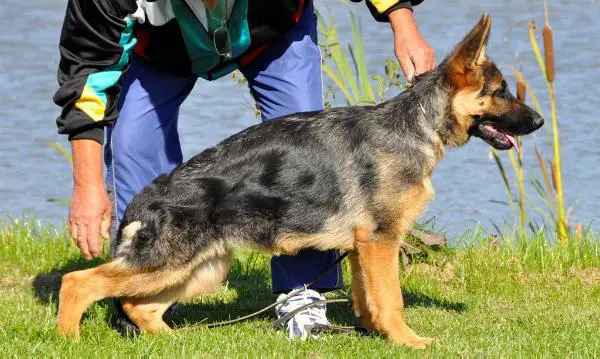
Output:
[{"xmin": 0, "ymin": 0, "xmax": 598, "ymax": 238}]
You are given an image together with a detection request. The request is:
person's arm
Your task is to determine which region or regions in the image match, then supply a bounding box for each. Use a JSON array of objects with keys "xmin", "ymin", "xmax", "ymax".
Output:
[
  {"xmin": 388, "ymin": 7, "xmax": 435, "ymax": 82},
  {"xmin": 54, "ymin": 0, "xmax": 140, "ymax": 259},
  {"xmin": 54, "ymin": 0, "xmax": 139, "ymax": 143},
  {"xmin": 354, "ymin": 0, "xmax": 434, "ymax": 82},
  {"xmin": 69, "ymin": 139, "xmax": 111, "ymax": 259}
]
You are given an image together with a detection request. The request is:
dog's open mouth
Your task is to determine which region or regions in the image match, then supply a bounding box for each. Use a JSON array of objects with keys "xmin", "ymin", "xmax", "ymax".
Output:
[{"xmin": 476, "ymin": 123, "xmax": 519, "ymax": 152}]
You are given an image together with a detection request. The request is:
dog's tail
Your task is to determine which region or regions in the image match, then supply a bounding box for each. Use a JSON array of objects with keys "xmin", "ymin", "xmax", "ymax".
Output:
[{"xmin": 115, "ymin": 176, "xmax": 231, "ymax": 269}]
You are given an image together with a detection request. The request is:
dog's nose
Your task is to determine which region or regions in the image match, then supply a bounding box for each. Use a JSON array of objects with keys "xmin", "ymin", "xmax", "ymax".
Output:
[{"xmin": 532, "ymin": 113, "xmax": 544, "ymax": 130}]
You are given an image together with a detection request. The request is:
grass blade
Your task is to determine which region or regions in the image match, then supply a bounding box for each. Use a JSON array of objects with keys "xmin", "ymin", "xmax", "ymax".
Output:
[{"xmin": 348, "ymin": 10, "xmax": 375, "ymax": 103}]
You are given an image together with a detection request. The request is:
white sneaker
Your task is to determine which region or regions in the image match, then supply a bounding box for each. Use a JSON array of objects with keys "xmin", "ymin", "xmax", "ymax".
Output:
[{"xmin": 275, "ymin": 289, "xmax": 330, "ymax": 340}]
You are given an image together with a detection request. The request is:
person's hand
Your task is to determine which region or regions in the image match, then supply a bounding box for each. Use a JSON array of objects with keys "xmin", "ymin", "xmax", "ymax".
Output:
[
  {"xmin": 69, "ymin": 183, "xmax": 111, "ymax": 259},
  {"xmin": 69, "ymin": 139, "xmax": 111, "ymax": 259},
  {"xmin": 389, "ymin": 8, "xmax": 435, "ymax": 83}
]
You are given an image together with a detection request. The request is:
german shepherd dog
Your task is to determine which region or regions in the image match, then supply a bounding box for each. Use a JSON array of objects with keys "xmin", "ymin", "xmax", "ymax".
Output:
[{"xmin": 57, "ymin": 15, "xmax": 543, "ymax": 348}]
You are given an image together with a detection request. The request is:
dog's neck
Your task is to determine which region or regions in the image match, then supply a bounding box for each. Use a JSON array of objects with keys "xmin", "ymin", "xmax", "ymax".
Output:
[
  {"xmin": 380, "ymin": 64, "xmax": 454, "ymax": 158},
  {"xmin": 402, "ymin": 65, "xmax": 454, "ymax": 137}
]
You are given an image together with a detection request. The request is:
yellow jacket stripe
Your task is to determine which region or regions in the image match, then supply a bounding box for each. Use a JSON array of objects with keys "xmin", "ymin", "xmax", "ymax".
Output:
[
  {"xmin": 75, "ymin": 85, "xmax": 107, "ymax": 123},
  {"xmin": 368, "ymin": 0, "xmax": 401, "ymax": 14}
]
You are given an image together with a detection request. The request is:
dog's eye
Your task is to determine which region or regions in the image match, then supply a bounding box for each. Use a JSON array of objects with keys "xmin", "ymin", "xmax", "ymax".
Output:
[
  {"xmin": 491, "ymin": 81, "xmax": 508, "ymax": 97},
  {"xmin": 492, "ymin": 87, "xmax": 507, "ymax": 98}
]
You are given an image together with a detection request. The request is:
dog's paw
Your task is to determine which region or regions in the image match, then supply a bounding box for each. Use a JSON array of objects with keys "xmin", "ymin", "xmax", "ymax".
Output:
[
  {"xmin": 57, "ymin": 323, "xmax": 81, "ymax": 340},
  {"xmin": 390, "ymin": 333, "xmax": 434, "ymax": 349},
  {"xmin": 406, "ymin": 336, "xmax": 434, "ymax": 349}
]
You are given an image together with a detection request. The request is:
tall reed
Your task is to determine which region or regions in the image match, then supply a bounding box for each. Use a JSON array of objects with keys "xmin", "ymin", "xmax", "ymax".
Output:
[
  {"xmin": 541, "ymin": 3, "xmax": 566, "ymax": 240},
  {"xmin": 490, "ymin": 1, "xmax": 568, "ymax": 240},
  {"xmin": 524, "ymin": 3, "xmax": 566, "ymax": 239}
]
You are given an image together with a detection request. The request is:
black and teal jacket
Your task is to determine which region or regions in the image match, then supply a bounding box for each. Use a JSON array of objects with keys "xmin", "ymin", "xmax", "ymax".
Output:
[{"xmin": 54, "ymin": 0, "xmax": 424, "ymax": 144}]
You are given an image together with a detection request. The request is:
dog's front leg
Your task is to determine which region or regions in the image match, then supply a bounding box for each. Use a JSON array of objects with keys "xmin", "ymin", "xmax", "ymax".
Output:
[
  {"xmin": 351, "ymin": 226, "xmax": 433, "ymax": 349},
  {"xmin": 349, "ymin": 251, "xmax": 374, "ymax": 331}
]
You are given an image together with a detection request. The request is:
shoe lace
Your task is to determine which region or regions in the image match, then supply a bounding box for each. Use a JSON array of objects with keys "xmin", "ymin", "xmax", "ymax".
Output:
[{"xmin": 276, "ymin": 288, "xmax": 329, "ymax": 325}]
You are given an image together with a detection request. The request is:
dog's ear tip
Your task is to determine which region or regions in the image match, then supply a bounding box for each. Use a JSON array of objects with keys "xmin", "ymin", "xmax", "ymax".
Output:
[{"xmin": 477, "ymin": 14, "xmax": 492, "ymax": 30}]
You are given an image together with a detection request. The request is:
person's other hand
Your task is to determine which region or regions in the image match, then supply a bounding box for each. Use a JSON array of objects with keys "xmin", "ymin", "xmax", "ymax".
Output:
[
  {"xmin": 68, "ymin": 182, "xmax": 111, "ymax": 259},
  {"xmin": 389, "ymin": 8, "xmax": 435, "ymax": 83},
  {"xmin": 69, "ymin": 139, "xmax": 111, "ymax": 260}
]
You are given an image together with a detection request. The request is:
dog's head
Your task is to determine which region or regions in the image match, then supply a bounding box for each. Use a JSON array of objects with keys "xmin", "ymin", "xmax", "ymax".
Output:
[{"xmin": 440, "ymin": 14, "xmax": 544, "ymax": 149}]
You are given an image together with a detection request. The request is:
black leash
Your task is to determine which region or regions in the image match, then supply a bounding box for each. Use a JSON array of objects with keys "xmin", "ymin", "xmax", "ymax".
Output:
[{"xmin": 184, "ymin": 251, "xmax": 366, "ymax": 335}]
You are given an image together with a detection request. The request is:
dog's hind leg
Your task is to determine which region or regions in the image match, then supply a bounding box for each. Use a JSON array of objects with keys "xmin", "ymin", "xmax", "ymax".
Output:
[
  {"xmin": 119, "ymin": 296, "xmax": 174, "ymax": 335},
  {"xmin": 351, "ymin": 226, "xmax": 433, "ymax": 349},
  {"xmin": 57, "ymin": 258, "xmax": 193, "ymax": 338},
  {"xmin": 120, "ymin": 252, "xmax": 233, "ymax": 333}
]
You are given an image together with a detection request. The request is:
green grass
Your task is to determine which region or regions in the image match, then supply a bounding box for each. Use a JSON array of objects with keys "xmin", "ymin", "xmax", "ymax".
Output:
[{"xmin": 1, "ymin": 219, "xmax": 599, "ymax": 357}]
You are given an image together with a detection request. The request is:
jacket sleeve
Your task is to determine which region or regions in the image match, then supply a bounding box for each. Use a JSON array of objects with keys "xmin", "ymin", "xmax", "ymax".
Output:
[
  {"xmin": 350, "ymin": 0, "xmax": 424, "ymax": 22},
  {"xmin": 53, "ymin": 0, "xmax": 140, "ymax": 144}
]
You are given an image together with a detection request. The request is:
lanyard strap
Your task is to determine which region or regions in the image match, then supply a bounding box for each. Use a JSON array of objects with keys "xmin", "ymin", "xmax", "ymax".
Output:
[{"xmin": 206, "ymin": 0, "xmax": 228, "ymax": 33}]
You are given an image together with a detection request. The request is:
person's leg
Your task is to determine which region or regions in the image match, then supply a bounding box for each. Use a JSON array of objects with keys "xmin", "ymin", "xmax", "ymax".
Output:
[
  {"xmin": 104, "ymin": 55, "xmax": 196, "ymax": 335},
  {"xmin": 240, "ymin": 2, "xmax": 343, "ymax": 294},
  {"xmin": 105, "ymin": 55, "xmax": 197, "ymax": 252}
]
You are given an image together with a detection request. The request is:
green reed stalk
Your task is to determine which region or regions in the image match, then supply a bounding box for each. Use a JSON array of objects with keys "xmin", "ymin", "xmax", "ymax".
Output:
[
  {"xmin": 47, "ymin": 142, "xmax": 73, "ymax": 167},
  {"xmin": 507, "ymin": 148, "xmax": 525, "ymax": 236},
  {"xmin": 533, "ymin": 140, "xmax": 554, "ymax": 209},
  {"xmin": 515, "ymin": 81, "xmax": 527, "ymax": 235},
  {"xmin": 513, "ymin": 69, "xmax": 558, "ymax": 226},
  {"xmin": 526, "ymin": 5, "xmax": 566, "ymax": 239},
  {"xmin": 490, "ymin": 148, "xmax": 517, "ymax": 226}
]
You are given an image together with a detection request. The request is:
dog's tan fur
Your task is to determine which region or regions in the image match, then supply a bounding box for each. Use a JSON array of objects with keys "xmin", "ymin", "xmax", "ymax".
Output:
[{"xmin": 121, "ymin": 253, "xmax": 232, "ymax": 334}]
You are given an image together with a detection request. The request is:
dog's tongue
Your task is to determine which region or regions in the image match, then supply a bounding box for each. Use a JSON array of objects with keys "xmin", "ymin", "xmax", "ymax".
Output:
[{"xmin": 504, "ymin": 133, "xmax": 520, "ymax": 154}]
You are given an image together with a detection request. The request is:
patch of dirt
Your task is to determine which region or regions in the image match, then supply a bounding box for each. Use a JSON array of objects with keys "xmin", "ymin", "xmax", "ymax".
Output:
[
  {"xmin": 506, "ymin": 256, "xmax": 524, "ymax": 271},
  {"xmin": 412, "ymin": 262, "xmax": 456, "ymax": 282},
  {"xmin": 569, "ymin": 268, "xmax": 600, "ymax": 285},
  {"xmin": 0, "ymin": 274, "xmax": 28, "ymax": 293},
  {"xmin": 0, "ymin": 264, "xmax": 28, "ymax": 292},
  {"xmin": 512, "ymin": 266, "xmax": 600, "ymax": 287},
  {"xmin": 1, "ymin": 276, "xmax": 15, "ymax": 289}
]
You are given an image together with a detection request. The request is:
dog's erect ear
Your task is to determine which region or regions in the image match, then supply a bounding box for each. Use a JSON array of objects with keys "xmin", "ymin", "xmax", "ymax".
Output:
[
  {"xmin": 448, "ymin": 14, "xmax": 492, "ymax": 87},
  {"xmin": 454, "ymin": 14, "xmax": 492, "ymax": 66}
]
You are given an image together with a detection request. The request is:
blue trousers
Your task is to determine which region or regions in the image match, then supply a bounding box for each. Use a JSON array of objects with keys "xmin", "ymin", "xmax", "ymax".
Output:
[{"xmin": 105, "ymin": 4, "xmax": 343, "ymax": 294}]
